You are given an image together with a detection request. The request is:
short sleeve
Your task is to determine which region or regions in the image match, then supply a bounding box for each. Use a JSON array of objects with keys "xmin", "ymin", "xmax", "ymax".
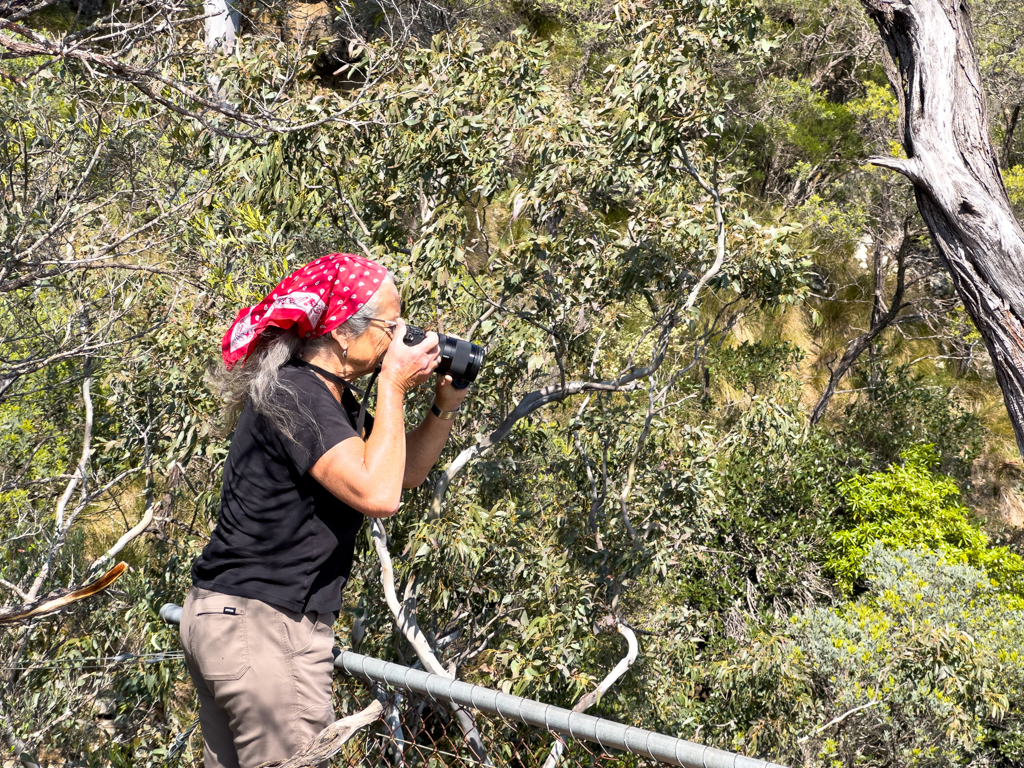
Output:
[{"xmin": 274, "ymin": 368, "xmax": 361, "ymax": 475}]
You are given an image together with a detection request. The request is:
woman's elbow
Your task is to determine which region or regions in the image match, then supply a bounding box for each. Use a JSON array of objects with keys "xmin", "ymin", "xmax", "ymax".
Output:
[{"xmin": 362, "ymin": 494, "xmax": 401, "ymax": 517}]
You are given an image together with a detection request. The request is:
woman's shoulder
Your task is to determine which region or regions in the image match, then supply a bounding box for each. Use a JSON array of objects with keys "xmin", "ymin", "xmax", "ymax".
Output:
[{"xmin": 276, "ymin": 363, "xmax": 333, "ymax": 401}]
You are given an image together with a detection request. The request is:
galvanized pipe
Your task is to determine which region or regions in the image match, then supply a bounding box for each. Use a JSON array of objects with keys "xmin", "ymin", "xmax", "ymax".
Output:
[
  {"xmin": 337, "ymin": 651, "xmax": 785, "ymax": 768},
  {"xmin": 160, "ymin": 603, "xmax": 182, "ymax": 626},
  {"xmin": 160, "ymin": 605, "xmax": 786, "ymax": 768}
]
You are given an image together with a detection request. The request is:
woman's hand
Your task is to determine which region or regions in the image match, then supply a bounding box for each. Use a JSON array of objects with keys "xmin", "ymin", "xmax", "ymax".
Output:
[
  {"xmin": 379, "ymin": 319, "xmax": 439, "ymax": 393},
  {"xmin": 433, "ymin": 373, "xmax": 471, "ymax": 411}
]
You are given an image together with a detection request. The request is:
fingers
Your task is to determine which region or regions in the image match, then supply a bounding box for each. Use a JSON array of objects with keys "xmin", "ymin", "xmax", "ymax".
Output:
[
  {"xmin": 387, "ymin": 318, "xmax": 409, "ymax": 354},
  {"xmin": 433, "ymin": 372, "xmax": 470, "ymax": 411}
]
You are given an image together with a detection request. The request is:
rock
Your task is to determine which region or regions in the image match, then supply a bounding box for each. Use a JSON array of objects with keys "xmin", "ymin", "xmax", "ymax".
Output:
[{"xmin": 283, "ymin": 0, "xmax": 333, "ymax": 45}]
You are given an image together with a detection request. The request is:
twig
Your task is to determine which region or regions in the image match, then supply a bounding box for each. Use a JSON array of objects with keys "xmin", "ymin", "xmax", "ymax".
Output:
[{"xmin": 797, "ymin": 699, "xmax": 881, "ymax": 743}]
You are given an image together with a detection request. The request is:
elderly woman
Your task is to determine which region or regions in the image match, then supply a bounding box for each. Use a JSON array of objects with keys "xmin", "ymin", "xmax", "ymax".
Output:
[{"xmin": 179, "ymin": 254, "xmax": 468, "ymax": 768}]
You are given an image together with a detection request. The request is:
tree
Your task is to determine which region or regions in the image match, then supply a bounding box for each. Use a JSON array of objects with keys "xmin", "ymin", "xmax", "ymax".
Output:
[{"xmin": 857, "ymin": 0, "xmax": 1024, "ymax": 458}]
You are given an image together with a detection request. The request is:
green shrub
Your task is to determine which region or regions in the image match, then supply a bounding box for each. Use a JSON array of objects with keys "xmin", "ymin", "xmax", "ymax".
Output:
[
  {"xmin": 827, "ymin": 444, "xmax": 1024, "ymax": 595},
  {"xmin": 710, "ymin": 546, "xmax": 1024, "ymax": 766},
  {"xmin": 839, "ymin": 364, "xmax": 984, "ymax": 478}
]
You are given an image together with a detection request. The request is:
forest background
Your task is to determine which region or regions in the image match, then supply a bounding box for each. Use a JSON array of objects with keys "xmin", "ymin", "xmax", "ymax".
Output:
[{"xmin": 4, "ymin": 0, "xmax": 1024, "ymax": 765}]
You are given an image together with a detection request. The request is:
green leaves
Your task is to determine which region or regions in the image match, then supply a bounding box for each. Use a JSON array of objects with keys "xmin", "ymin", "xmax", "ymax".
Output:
[
  {"xmin": 711, "ymin": 547, "xmax": 1024, "ymax": 765},
  {"xmin": 828, "ymin": 445, "xmax": 1024, "ymax": 596}
]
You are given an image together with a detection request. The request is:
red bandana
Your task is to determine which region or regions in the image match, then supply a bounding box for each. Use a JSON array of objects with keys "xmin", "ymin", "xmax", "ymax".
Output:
[{"xmin": 222, "ymin": 253, "xmax": 390, "ymax": 369}]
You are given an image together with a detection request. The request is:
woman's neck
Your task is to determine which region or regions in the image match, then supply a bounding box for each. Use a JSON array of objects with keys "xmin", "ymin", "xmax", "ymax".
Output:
[{"xmin": 301, "ymin": 351, "xmax": 356, "ymax": 402}]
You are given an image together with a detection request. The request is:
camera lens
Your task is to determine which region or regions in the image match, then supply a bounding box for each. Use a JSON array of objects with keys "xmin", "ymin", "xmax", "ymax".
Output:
[
  {"xmin": 404, "ymin": 326, "xmax": 484, "ymax": 384},
  {"xmin": 436, "ymin": 333, "xmax": 484, "ymax": 383}
]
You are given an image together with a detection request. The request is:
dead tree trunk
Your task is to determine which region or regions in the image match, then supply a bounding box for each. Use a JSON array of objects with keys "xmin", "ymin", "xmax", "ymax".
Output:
[{"xmin": 859, "ymin": 0, "xmax": 1024, "ymax": 458}]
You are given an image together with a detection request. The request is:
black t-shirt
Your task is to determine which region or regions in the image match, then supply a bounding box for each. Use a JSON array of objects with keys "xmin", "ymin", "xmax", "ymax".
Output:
[{"xmin": 192, "ymin": 365, "xmax": 373, "ymax": 614}]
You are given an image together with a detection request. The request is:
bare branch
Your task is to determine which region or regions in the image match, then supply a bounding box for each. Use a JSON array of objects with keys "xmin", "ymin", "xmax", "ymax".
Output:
[
  {"xmin": 370, "ymin": 519, "xmax": 445, "ymax": 675},
  {"xmin": 679, "ymin": 142, "xmax": 728, "ymax": 314},
  {"xmin": 0, "ymin": 562, "xmax": 127, "ymax": 625},
  {"xmin": 88, "ymin": 496, "xmax": 158, "ymax": 575},
  {"xmin": 370, "ymin": 519, "xmax": 491, "ymax": 766},
  {"xmin": 53, "ymin": 362, "xmax": 92, "ymax": 532},
  {"xmin": 0, "ymin": 579, "xmax": 27, "ymax": 602},
  {"xmin": 542, "ymin": 622, "xmax": 639, "ymax": 768},
  {"xmin": 428, "ymin": 315, "xmax": 677, "ymax": 519},
  {"xmin": 254, "ymin": 700, "xmax": 384, "ymax": 768},
  {"xmin": 797, "ymin": 699, "xmax": 882, "ymax": 743},
  {"xmin": 617, "ymin": 384, "xmax": 657, "ymax": 543},
  {"xmin": 811, "ymin": 223, "xmax": 912, "ymax": 423}
]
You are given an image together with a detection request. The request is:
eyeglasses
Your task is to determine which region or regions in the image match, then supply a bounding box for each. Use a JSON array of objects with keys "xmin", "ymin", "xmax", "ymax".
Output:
[{"xmin": 368, "ymin": 318, "xmax": 398, "ymax": 337}]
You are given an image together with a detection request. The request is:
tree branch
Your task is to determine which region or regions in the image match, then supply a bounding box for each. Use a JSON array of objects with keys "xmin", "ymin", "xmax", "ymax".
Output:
[
  {"xmin": 617, "ymin": 383, "xmax": 657, "ymax": 543},
  {"xmin": 53, "ymin": 360, "xmax": 92, "ymax": 533},
  {"xmin": 87, "ymin": 495, "xmax": 158, "ymax": 575},
  {"xmin": 541, "ymin": 622, "xmax": 639, "ymax": 768},
  {"xmin": 370, "ymin": 519, "xmax": 491, "ymax": 766},
  {"xmin": 0, "ymin": 562, "xmax": 127, "ymax": 624},
  {"xmin": 811, "ymin": 223, "xmax": 912, "ymax": 423},
  {"xmin": 254, "ymin": 700, "xmax": 384, "ymax": 768},
  {"xmin": 428, "ymin": 314, "xmax": 676, "ymax": 519},
  {"xmin": 797, "ymin": 699, "xmax": 881, "ymax": 743},
  {"xmin": 679, "ymin": 142, "xmax": 727, "ymax": 314}
]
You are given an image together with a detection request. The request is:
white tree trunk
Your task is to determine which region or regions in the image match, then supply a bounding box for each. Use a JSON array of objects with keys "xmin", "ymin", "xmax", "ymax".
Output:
[
  {"xmin": 204, "ymin": 0, "xmax": 239, "ymax": 53},
  {"xmin": 860, "ymin": 0, "xmax": 1024, "ymax": 457}
]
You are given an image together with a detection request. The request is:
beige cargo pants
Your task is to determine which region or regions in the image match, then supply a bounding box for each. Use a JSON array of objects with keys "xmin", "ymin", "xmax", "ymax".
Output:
[{"xmin": 180, "ymin": 586, "xmax": 336, "ymax": 768}]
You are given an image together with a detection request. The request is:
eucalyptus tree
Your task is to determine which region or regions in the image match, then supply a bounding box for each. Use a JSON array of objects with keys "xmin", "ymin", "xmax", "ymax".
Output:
[{"xmin": 855, "ymin": 0, "xmax": 1024, "ymax": 458}]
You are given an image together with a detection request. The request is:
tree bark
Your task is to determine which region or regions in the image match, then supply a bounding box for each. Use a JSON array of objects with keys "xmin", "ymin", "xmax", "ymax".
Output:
[{"xmin": 859, "ymin": 0, "xmax": 1024, "ymax": 458}]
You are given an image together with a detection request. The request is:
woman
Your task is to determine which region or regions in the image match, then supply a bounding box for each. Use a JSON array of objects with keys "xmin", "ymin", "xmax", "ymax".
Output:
[{"xmin": 180, "ymin": 253, "xmax": 469, "ymax": 768}]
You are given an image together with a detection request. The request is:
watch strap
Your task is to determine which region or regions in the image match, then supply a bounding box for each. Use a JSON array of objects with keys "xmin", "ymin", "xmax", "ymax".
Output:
[{"xmin": 431, "ymin": 402, "xmax": 459, "ymax": 420}]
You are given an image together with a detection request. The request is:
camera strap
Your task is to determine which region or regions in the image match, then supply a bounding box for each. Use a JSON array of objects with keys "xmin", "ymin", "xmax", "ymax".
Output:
[{"xmin": 287, "ymin": 359, "xmax": 380, "ymax": 436}]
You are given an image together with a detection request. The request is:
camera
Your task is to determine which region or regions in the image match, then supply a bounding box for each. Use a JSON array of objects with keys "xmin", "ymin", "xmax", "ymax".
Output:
[{"xmin": 403, "ymin": 326, "xmax": 484, "ymax": 389}]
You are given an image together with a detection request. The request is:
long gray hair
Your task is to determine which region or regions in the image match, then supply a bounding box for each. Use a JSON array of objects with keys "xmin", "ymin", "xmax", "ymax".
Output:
[{"xmin": 213, "ymin": 275, "xmax": 394, "ymax": 439}]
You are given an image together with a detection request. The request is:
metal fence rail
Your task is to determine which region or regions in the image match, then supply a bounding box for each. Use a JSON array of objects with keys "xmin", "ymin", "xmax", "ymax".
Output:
[
  {"xmin": 335, "ymin": 651, "xmax": 785, "ymax": 768},
  {"xmin": 160, "ymin": 604, "xmax": 787, "ymax": 768}
]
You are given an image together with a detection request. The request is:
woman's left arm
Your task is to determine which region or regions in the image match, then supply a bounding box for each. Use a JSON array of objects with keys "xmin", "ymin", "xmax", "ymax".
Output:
[{"xmin": 403, "ymin": 376, "xmax": 470, "ymax": 488}]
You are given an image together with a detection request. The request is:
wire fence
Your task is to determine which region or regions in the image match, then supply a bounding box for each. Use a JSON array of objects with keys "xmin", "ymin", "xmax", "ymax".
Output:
[
  {"xmin": 159, "ymin": 605, "xmax": 786, "ymax": 768},
  {"xmin": 332, "ymin": 650, "xmax": 785, "ymax": 768},
  {"xmin": 332, "ymin": 674, "xmax": 654, "ymax": 768}
]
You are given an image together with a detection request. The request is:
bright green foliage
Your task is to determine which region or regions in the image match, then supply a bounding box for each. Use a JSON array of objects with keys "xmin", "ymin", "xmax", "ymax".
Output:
[
  {"xmin": 828, "ymin": 445, "xmax": 1024, "ymax": 595},
  {"xmin": 711, "ymin": 547, "xmax": 1024, "ymax": 766}
]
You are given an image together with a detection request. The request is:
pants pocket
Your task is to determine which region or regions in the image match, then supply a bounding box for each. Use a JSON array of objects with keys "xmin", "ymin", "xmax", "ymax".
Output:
[
  {"xmin": 187, "ymin": 592, "xmax": 250, "ymax": 681},
  {"xmin": 278, "ymin": 610, "xmax": 333, "ymax": 657}
]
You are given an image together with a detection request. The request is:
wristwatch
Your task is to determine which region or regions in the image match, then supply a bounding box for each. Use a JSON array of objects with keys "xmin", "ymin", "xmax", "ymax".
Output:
[{"xmin": 431, "ymin": 402, "xmax": 460, "ymax": 420}]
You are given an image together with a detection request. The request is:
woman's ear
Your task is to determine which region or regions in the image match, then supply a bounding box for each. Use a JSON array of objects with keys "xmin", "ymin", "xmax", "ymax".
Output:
[{"xmin": 330, "ymin": 327, "xmax": 349, "ymax": 358}]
